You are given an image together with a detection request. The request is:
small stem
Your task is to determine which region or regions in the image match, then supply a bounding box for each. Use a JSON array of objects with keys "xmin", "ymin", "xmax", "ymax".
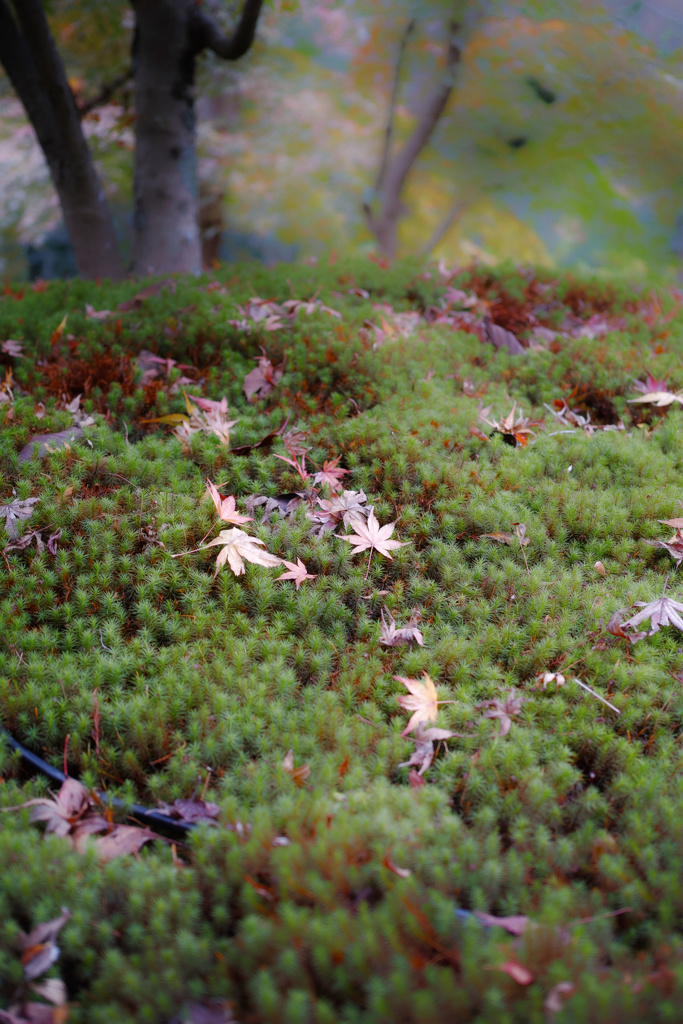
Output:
[
  {"xmin": 365, "ymin": 549, "xmax": 372, "ymax": 580},
  {"xmin": 573, "ymin": 678, "xmax": 620, "ymax": 715}
]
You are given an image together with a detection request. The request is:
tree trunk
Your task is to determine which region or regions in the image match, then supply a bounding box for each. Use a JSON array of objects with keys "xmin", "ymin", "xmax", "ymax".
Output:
[
  {"xmin": 130, "ymin": 0, "xmax": 202, "ymax": 276},
  {"xmin": 0, "ymin": 0, "xmax": 124, "ymax": 280}
]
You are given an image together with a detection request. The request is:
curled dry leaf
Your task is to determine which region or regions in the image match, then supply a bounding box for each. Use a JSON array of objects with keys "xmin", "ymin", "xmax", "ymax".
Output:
[
  {"xmin": 276, "ymin": 558, "xmax": 317, "ymax": 590},
  {"xmin": 282, "ymin": 749, "xmax": 311, "ymax": 786},
  {"xmin": 19, "ymin": 909, "xmax": 71, "ymax": 981},
  {"xmin": 483, "ymin": 317, "xmax": 526, "ymax": 355},
  {"xmin": 383, "ymin": 854, "xmax": 411, "ymax": 878},
  {"xmin": 205, "ymin": 479, "xmax": 253, "ymax": 526},
  {"xmin": 94, "ymin": 825, "xmax": 156, "ymax": 862},
  {"xmin": 201, "ymin": 528, "xmax": 281, "ymax": 577},
  {"xmin": 156, "ymin": 798, "xmax": 220, "ymax": 825},
  {"xmin": 474, "ymin": 911, "xmax": 529, "ymax": 935},
  {"xmin": 537, "ymin": 671, "xmax": 566, "ymax": 690},
  {"xmin": 243, "ymin": 348, "xmax": 285, "ymax": 401},
  {"xmin": 1, "ymin": 338, "xmax": 24, "ymax": 357},
  {"xmin": 480, "ymin": 531, "xmax": 529, "ymax": 547},
  {"xmin": 497, "ymin": 961, "xmax": 534, "ymax": 985},
  {"xmin": 544, "ymin": 981, "xmax": 575, "ymax": 1016},
  {"xmin": 398, "ymin": 722, "xmax": 455, "ymax": 775},
  {"xmin": 478, "ymin": 402, "xmax": 541, "ymax": 447},
  {"xmin": 477, "ymin": 690, "xmax": 523, "ymax": 738},
  {"xmin": 379, "ymin": 606, "xmax": 424, "ymax": 647}
]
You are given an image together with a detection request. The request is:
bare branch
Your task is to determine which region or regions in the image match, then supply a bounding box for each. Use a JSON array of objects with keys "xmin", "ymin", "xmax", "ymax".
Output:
[
  {"xmin": 374, "ymin": 17, "xmax": 415, "ymax": 195},
  {"xmin": 78, "ymin": 66, "xmax": 133, "ymax": 118},
  {"xmin": 365, "ymin": 22, "xmax": 461, "ymax": 259},
  {"xmin": 419, "ymin": 198, "xmax": 468, "ymax": 258},
  {"xmin": 190, "ymin": 0, "xmax": 264, "ymax": 60}
]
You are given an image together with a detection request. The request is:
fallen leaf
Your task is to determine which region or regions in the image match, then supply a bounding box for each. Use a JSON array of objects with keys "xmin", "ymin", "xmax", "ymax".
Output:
[
  {"xmin": 474, "ymin": 911, "xmax": 529, "ymax": 935},
  {"xmin": 49, "ymin": 315, "xmax": 67, "ymax": 346},
  {"xmin": 544, "ymin": 980, "xmax": 575, "ymax": 1015},
  {"xmin": 19, "ymin": 909, "xmax": 71, "ymax": 981},
  {"xmin": 0, "ymin": 497, "xmax": 39, "ymax": 539},
  {"xmin": 479, "ymin": 402, "xmax": 541, "ymax": 447},
  {"xmin": 174, "ymin": 394, "xmax": 237, "ymax": 447},
  {"xmin": 202, "ymin": 528, "xmax": 281, "ymax": 577},
  {"xmin": 312, "ymin": 457, "xmax": 350, "ymax": 493},
  {"xmin": 243, "ymin": 348, "xmax": 285, "ymax": 401},
  {"xmin": 477, "ymin": 690, "xmax": 523, "ymax": 737},
  {"xmin": 379, "ymin": 606, "xmax": 424, "ymax": 646},
  {"xmin": 395, "ymin": 673, "xmax": 453, "ymax": 736},
  {"xmin": 117, "ymin": 278, "xmax": 175, "ymax": 312},
  {"xmin": 594, "ymin": 560, "xmax": 606, "ymax": 575},
  {"xmin": 275, "ymin": 558, "xmax": 317, "ymax": 590},
  {"xmin": 408, "ymin": 770, "xmax": 426, "ymax": 789},
  {"xmin": 619, "ymin": 589, "xmax": 683, "ymax": 639},
  {"xmin": 282, "ymin": 749, "xmax": 311, "ymax": 785},
  {"xmin": 537, "ymin": 671, "xmax": 566, "ymax": 689},
  {"xmin": 398, "ymin": 722, "xmax": 455, "ymax": 773},
  {"xmin": 1, "ymin": 339, "xmax": 24, "ymax": 357},
  {"xmin": 483, "ymin": 318, "xmax": 526, "ymax": 355},
  {"xmin": 383, "ymin": 854, "xmax": 411, "ymax": 878},
  {"xmin": 85, "ymin": 303, "xmax": 114, "ymax": 320},
  {"xmin": 156, "ymin": 798, "xmax": 220, "ymax": 825},
  {"xmin": 339, "ymin": 511, "xmax": 407, "ymax": 572},
  {"xmin": 95, "ymin": 825, "xmax": 156, "ymax": 861},
  {"xmin": 497, "ymin": 960, "xmax": 534, "ymax": 985},
  {"xmin": 181, "ymin": 999, "xmax": 238, "ymax": 1024},
  {"xmin": 469, "ymin": 424, "xmax": 489, "ymax": 442},
  {"xmin": 205, "ymin": 480, "xmax": 253, "ymax": 526},
  {"xmin": 480, "ymin": 532, "xmax": 524, "ymax": 546}
]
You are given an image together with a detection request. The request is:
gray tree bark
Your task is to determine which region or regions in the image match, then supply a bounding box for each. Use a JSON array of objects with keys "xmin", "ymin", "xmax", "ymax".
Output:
[
  {"xmin": 130, "ymin": 0, "xmax": 263, "ymax": 277},
  {"xmin": 0, "ymin": 0, "xmax": 125, "ymax": 280}
]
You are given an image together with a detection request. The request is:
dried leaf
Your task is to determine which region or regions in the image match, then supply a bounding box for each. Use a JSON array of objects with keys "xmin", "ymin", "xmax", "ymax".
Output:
[
  {"xmin": 312, "ymin": 457, "xmax": 350, "ymax": 494},
  {"xmin": 202, "ymin": 528, "xmax": 281, "ymax": 577},
  {"xmin": 243, "ymin": 349, "xmax": 285, "ymax": 401},
  {"xmin": 483, "ymin": 318, "xmax": 526, "ymax": 355},
  {"xmin": 383, "ymin": 854, "xmax": 411, "ymax": 878},
  {"xmin": 474, "ymin": 912, "xmax": 529, "ymax": 935},
  {"xmin": 339, "ymin": 511, "xmax": 407, "ymax": 561},
  {"xmin": 620, "ymin": 591, "xmax": 683, "ymax": 639},
  {"xmin": 395, "ymin": 673, "xmax": 448, "ymax": 736},
  {"xmin": 398, "ymin": 722, "xmax": 455, "ymax": 774},
  {"xmin": 49, "ymin": 315, "xmax": 67, "ymax": 346},
  {"xmin": 181, "ymin": 999, "xmax": 238, "ymax": 1024},
  {"xmin": 544, "ymin": 981, "xmax": 575, "ymax": 1015},
  {"xmin": 282, "ymin": 749, "xmax": 311, "ymax": 785},
  {"xmin": 205, "ymin": 480, "xmax": 253, "ymax": 526},
  {"xmin": 537, "ymin": 671, "xmax": 566, "ymax": 689},
  {"xmin": 85, "ymin": 303, "xmax": 114, "ymax": 321},
  {"xmin": 1, "ymin": 339, "xmax": 24, "ymax": 357},
  {"xmin": 497, "ymin": 960, "xmax": 534, "ymax": 985},
  {"xmin": 480, "ymin": 532, "xmax": 526, "ymax": 546},
  {"xmin": 477, "ymin": 690, "xmax": 523, "ymax": 737},
  {"xmin": 275, "ymin": 558, "xmax": 317, "ymax": 590},
  {"xmin": 95, "ymin": 825, "xmax": 156, "ymax": 862},
  {"xmin": 156, "ymin": 799, "xmax": 220, "ymax": 825},
  {"xmin": 19, "ymin": 910, "xmax": 71, "ymax": 982},
  {"xmin": 479, "ymin": 402, "xmax": 541, "ymax": 447},
  {"xmin": 379, "ymin": 607, "xmax": 424, "ymax": 647},
  {"xmin": 0, "ymin": 497, "xmax": 39, "ymax": 539}
]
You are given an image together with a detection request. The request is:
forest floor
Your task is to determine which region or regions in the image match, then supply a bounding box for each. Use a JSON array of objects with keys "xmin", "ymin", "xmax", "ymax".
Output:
[{"xmin": 1, "ymin": 257, "xmax": 683, "ymax": 1024}]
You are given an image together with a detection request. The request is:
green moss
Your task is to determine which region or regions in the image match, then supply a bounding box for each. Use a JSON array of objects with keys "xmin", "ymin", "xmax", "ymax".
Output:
[{"xmin": 2, "ymin": 258, "xmax": 683, "ymax": 1020}]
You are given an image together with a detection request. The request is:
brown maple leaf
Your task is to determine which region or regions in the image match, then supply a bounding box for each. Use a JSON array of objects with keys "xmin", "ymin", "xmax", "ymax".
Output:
[
  {"xmin": 478, "ymin": 402, "xmax": 541, "ymax": 447},
  {"xmin": 282, "ymin": 749, "xmax": 311, "ymax": 786},
  {"xmin": 201, "ymin": 528, "xmax": 282, "ymax": 577},
  {"xmin": 205, "ymin": 479, "xmax": 253, "ymax": 526},
  {"xmin": 340, "ymin": 510, "xmax": 407, "ymax": 578},
  {"xmin": 276, "ymin": 558, "xmax": 317, "ymax": 590}
]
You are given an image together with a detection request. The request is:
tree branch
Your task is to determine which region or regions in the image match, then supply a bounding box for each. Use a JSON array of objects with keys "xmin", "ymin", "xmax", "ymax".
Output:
[
  {"xmin": 420, "ymin": 199, "xmax": 468, "ymax": 258},
  {"xmin": 78, "ymin": 66, "xmax": 133, "ymax": 118},
  {"xmin": 365, "ymin": 22, "xmax": 462, "ymax": 259},
  {"xmin": 374, "ymin": 17, "xmax": 415, "ymax": 196},
  {"xmin": 190, "ymin": 0, "xmax": 264, "ymax": 60}
]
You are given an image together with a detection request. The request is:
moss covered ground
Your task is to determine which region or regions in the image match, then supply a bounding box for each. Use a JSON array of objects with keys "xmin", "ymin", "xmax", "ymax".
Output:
[{"xmin": 1, "ymin": 259, "xmax": 683, "ymax": 1022}]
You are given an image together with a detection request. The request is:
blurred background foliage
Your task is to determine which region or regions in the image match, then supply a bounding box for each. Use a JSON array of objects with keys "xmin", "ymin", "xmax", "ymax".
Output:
[{"xmin": 1, "ymin": 0, "xmax": 682, "ymax": 280}]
